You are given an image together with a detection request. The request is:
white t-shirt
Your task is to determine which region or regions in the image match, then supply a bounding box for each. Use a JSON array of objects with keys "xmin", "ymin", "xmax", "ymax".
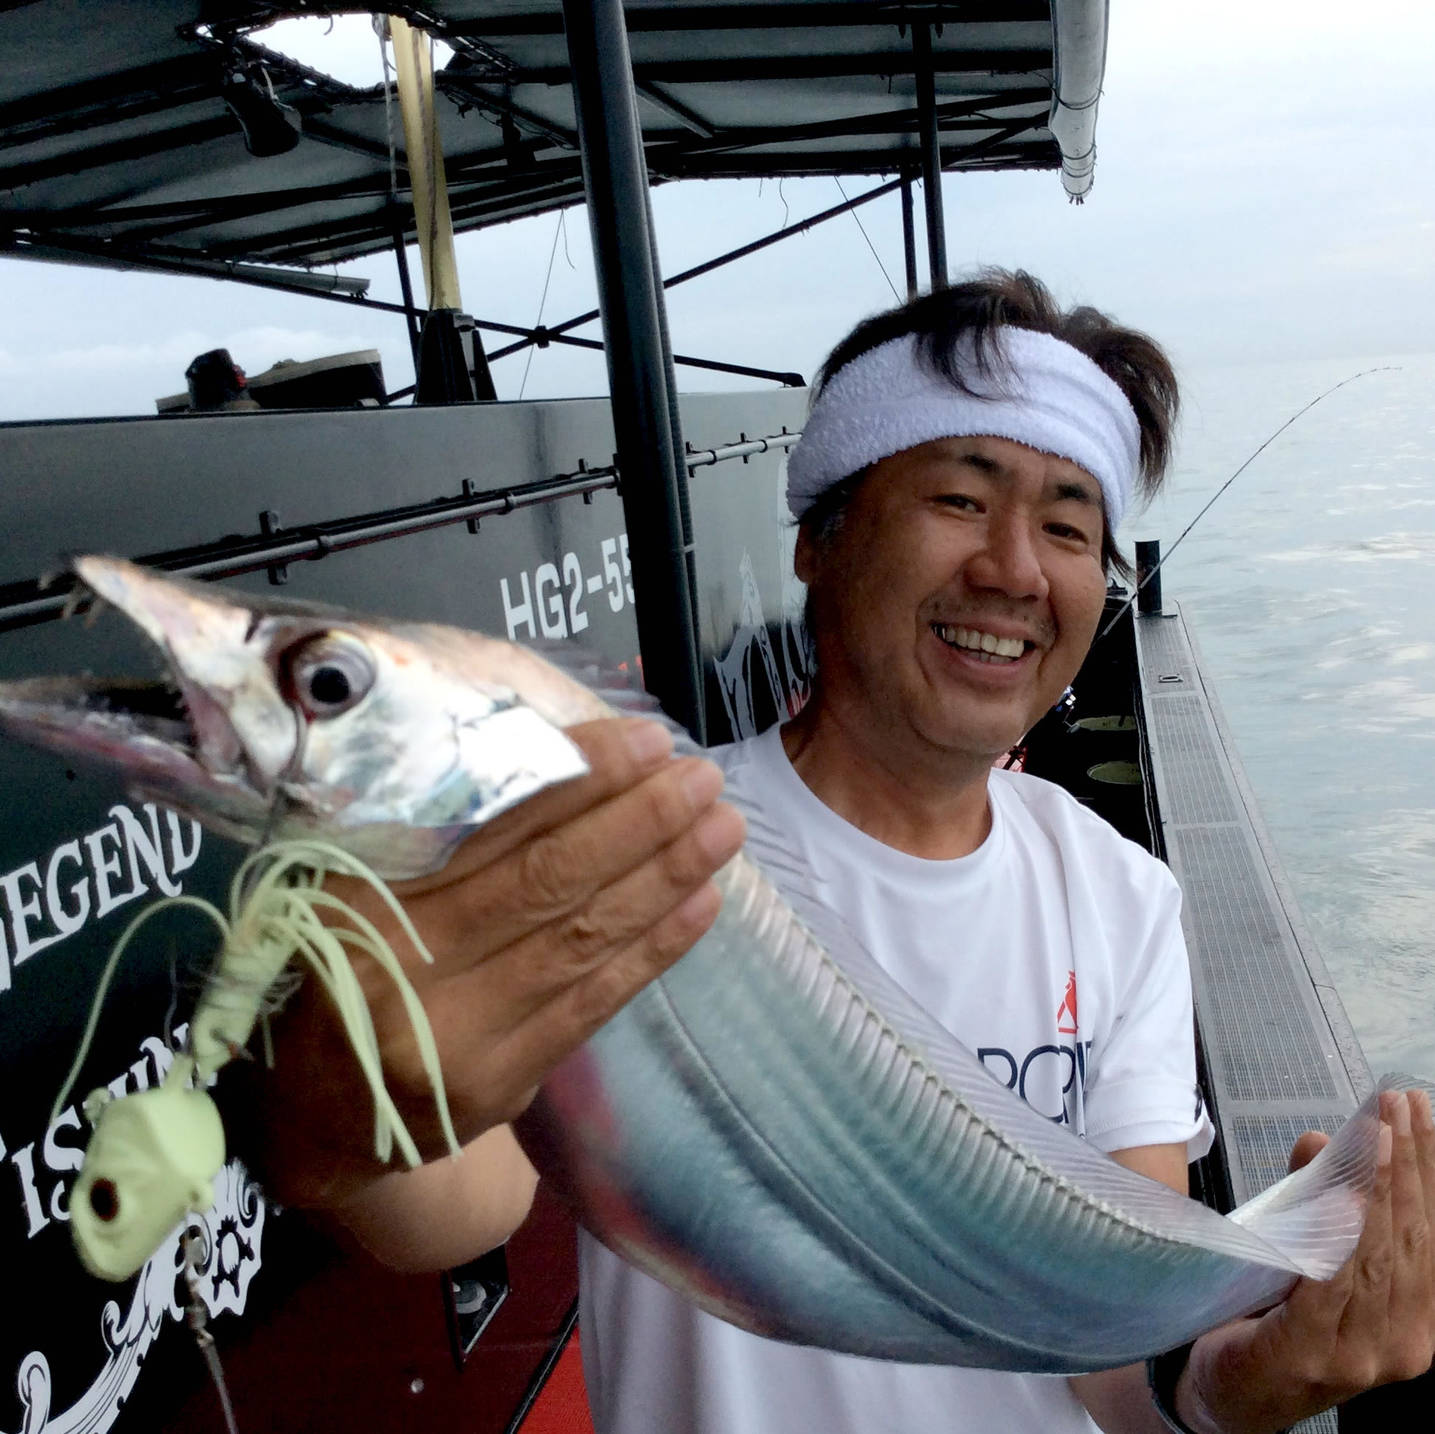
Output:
[{"xmin": 580, "ymin": 725, "xmax": 1212, "ymax": 1434}]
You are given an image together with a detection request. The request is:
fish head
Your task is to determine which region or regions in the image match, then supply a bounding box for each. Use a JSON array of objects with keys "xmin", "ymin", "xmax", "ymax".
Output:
[
  {"xmin": 0, "ymin": 556, "xmax": 591, "ymax": 876},
  {"xmin": 70, "ymin": 1083, "xmax": 226, "ymax": 1282}
]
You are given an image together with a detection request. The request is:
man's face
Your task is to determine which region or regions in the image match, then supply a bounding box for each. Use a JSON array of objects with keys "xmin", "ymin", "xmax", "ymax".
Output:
[{"xmin": 796, "ymin": 434, "xmax": 1109, "ymax": 770}]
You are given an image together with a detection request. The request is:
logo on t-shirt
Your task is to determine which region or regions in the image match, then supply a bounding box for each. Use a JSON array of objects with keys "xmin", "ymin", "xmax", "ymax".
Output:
[
  {"xmin": 1056, "ymin": 970, "xmax": 1078, "ymax": 1035},
  {"xmin": 976, "ymin": 972, "xmax": 1091, "ymax": 1130}
]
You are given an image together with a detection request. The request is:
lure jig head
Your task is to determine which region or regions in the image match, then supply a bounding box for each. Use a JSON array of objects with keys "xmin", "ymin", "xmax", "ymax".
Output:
[{"xmin": 55, "ymin": 840, "xmax": 461, "ymax": 1284}]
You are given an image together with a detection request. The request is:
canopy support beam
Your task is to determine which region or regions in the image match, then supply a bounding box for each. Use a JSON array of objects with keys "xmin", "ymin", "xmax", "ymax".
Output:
[
  {"xmin": 900, "ymin": 171, "xmax": 918, "ymax": 300},
  {"xmin": 387, "ymin": 201, "xmax": 424, "ymax": 377},
  {"xmin": 912, "ymin": 20, "xmax": 948, "ymax": 290},
  {"xmin": 487, "ymin": 178, "xmax": 902, "ymax": 362},
  {"xmin": 560, "ymin": 0, "xmax": 704, "ymax": 740}
]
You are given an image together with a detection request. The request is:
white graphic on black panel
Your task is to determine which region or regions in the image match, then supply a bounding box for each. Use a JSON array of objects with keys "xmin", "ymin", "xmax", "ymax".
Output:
[
  {"xmin": 714, "ymin": 551, "xmax": 787, "ymax": 740},
  {"xmin": 4, "ymin": 1160, "xmax": 264, "ymax": 1434},
  {"xmin": 0, "ymin": 792, "xmax": 258, "ymax": 1434},
  {"xmin": 0, "ymin": 805, "xmax": 202, "ymax": 995},
  {"xmin": 773, "ymin": 456, "xmax": 813, "ymax": 714},
  {"xmin": 710, "ymin": 463, "xmax": 812, "ymax": 739}
]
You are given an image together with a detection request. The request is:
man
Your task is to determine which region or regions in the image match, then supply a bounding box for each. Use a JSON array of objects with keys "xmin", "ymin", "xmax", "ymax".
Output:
[{"xmin": 260, "ymin": 272, "xmax": 1434, "ymax": 1432}]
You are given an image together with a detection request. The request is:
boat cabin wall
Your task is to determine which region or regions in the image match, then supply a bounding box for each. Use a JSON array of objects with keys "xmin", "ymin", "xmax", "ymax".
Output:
[{"xmin": 0, "ymin": 385, "xmax": 805, "ymax": 1434}]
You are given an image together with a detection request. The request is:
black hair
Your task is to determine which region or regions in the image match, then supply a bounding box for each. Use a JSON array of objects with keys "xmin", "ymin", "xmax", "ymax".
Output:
[{"xmin": 803, "ymin": 269, "xmax": 1181, "ymax": 581}]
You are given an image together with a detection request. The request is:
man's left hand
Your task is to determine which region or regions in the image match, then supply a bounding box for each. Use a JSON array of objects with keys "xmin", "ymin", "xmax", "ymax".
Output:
[{"xmin": 1177, "ymin": 1088, "xmax": 1435, "ymax": 1432}]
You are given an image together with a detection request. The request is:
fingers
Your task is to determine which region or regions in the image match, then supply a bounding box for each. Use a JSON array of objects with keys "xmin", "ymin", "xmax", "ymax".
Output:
[
  {"xmin": 1333, "ymin": 1101, "xmax": 1397, "ymax": 1352},
  {"xmin": 426, "ymin": 748, "xmax": 734, "ymax": 960},
  {"xmin": 1277, "ymin": 1091, "xmax": 1435, "ymax": 1396},
  {"xmin": 1289, "ymin": 1129, "xmax": 1331, "ymax": 1174},
  {"xmin": 1379, "ymin": 1091, "xmax": 1435, "ymax": 1378},
  {"xmin": 1415, "ymin": 1089, "xmax": 1435, "ymax": 1249},
  {"xmin": 409, "ymin": 757, "xmax": 744, "ymax": 1131},
  {"xmin": 429, "ymin": 833, "xmax": 735, "ymax": 1133},
  {"xmin": 477, "ymin": 798, "xmax": 745, "ymax": 1012},
  {"xmin": 497, "ymin": 875, "xmax": 728, "ymax": 1101}
]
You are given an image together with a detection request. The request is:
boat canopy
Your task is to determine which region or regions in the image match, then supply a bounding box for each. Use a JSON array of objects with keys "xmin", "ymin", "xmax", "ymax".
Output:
[{"xmin": 0, "ymin": 2, "xmax": 1109, "ymax": 277}]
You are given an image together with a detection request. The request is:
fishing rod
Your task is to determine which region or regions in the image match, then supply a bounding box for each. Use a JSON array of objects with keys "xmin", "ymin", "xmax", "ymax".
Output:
[{"xmin": 1097, "ymin": 365, "xmax": 1400, "ymax": 643}]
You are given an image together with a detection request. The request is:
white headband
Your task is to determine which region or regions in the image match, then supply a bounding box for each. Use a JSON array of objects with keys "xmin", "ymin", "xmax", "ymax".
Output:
[{"xmin": 786, "ymin": 327, "xmax": 1140, "ymax": 530}]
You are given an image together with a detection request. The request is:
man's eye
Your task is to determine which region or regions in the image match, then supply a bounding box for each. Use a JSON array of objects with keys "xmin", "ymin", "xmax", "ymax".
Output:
[
  {"xmin": 1045, "ymin": 522, "xmax": 1092, "ymax": 544},
  {"xmin": 937, "ymin": 494, "xmax": 980, "ymax": 511}
]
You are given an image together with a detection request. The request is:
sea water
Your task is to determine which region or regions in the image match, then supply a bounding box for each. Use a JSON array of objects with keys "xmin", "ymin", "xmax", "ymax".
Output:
[{"xmin": 1137, "ymin": 351, "xmax": 1435, "ymax": 1078}]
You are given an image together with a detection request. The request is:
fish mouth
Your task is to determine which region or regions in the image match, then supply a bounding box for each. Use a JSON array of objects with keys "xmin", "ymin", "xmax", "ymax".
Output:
[{"xmin": 0, "ymin": 557, "xmax": 279, "ymax": 828}]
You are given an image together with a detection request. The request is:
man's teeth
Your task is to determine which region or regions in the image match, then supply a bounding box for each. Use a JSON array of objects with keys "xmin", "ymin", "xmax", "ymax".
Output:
[{"xmin": 933, "ymin": 624, "xmax": 1027, "ymax": 663}]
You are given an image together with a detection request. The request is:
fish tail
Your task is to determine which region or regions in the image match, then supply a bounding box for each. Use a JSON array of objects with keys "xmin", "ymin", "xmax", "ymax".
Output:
[{"xmin": 1228, "ymin": 1075, "xmax": 1435, "ymax": 1280}]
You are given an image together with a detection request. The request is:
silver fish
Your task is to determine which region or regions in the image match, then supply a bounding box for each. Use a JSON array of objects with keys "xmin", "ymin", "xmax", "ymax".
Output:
[{"xmin": 0, "ymin": 556, "xmax": 1420, "ymax": 1371}]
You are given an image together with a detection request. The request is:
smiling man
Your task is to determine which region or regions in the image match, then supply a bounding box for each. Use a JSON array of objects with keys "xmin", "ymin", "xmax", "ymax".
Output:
[
  {"xmin": 573, "ymin": 273, "xmax": 1435, "ymax": 1433},
  {"xmin": 255, "ymin": 271, "xmax": 1433, "ymax": 1433}
]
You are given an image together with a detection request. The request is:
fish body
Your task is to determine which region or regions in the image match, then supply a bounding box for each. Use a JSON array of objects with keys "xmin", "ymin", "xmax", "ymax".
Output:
[{"xmin": 0, "ymin": 557, "xmax": 1416, "ymax": 1368}]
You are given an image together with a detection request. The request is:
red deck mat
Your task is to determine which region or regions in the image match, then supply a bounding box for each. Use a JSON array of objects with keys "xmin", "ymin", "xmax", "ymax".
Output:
[{"xmin": 522, "ymin": 1329, "xmax": 595, "ymax": 1434}]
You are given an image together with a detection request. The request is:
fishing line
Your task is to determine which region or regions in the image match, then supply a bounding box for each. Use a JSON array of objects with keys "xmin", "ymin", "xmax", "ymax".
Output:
[{"xmin": 1098, "ymin": 365, "xmax": 1400, "ymax": 643}]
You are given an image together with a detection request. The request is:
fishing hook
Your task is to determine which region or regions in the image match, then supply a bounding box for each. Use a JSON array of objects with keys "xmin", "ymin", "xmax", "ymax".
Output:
[{"xmin": 182, "ymin": 1227, "xmax": 241, "ymax": 1434}]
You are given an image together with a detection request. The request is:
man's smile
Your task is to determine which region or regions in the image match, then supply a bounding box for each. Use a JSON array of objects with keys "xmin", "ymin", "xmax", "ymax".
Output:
[{"xmin": 930, "ymin": 622, "xmax": 1036, "ymax": 666}]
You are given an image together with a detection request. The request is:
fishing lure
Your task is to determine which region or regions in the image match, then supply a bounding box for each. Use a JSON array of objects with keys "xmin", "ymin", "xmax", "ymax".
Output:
[{"xmin": 54, "ymin": 838, "xmax": 461, "ymax": 1283}]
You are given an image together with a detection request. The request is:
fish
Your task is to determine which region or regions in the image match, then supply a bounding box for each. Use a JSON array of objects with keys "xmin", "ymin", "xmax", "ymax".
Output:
[{"xmin": 0, "ymin": 554, "xmax": 1423, "ymax": 1370}]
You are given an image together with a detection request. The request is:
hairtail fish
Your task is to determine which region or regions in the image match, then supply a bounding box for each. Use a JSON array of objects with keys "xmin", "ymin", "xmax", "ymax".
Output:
[{"xmin": 0, "ymin": 554, "xmax": 1426, "ymax": 1372}]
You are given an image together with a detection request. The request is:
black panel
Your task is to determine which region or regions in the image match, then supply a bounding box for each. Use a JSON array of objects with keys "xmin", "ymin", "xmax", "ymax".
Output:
[{"xmin": 0, "ymin": 384, "xmax": 805, "ymax": 1433}]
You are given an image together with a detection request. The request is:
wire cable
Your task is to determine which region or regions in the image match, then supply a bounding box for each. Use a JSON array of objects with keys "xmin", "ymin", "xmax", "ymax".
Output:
[
  {"xmin": 834, "ymin": 177, "xmax": 901, "ymax": 304},
  {"xmin": 519, "ymin": 211, "xmax": 566, "ymax": 399}
]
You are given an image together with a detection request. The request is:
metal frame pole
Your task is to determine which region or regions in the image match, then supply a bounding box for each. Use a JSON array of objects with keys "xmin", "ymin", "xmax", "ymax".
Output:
[
  {"xmin": 485, "ymin": 179, "xmax": 903, "ymax": 362},
  {"xmin": 387, "ymin": 200, "xmax": 424, "ymax": 376},
  {"xmin": 899, "ymin": 170, "xmax": 918, "ymax": 299},
  {"xmin": 912, "ymin": 20, "xmax": 948, "ymax": 290},
  {"xmin": 560, "ymin": 0, "xmax": 704, "ymax": 739},
  {"xmin": 641, "ymin": 176, "xmax": 703, "ymax": 638}
]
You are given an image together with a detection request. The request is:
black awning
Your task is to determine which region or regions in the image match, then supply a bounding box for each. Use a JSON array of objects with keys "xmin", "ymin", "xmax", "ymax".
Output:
[{"xmin": 0, "ymin": 3, "xmax": 1103, "ymax": 277}]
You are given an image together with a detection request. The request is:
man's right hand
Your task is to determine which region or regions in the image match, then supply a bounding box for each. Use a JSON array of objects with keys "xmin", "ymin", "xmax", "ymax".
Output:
[{"xmin": 229, "ymin": 716, "xmax": 744, "ymax": 1215}]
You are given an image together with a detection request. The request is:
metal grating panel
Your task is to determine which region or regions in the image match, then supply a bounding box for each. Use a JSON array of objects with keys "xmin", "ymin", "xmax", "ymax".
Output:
[
  {"xmin": 1137, "ymin": 613, "xmax": 1194, "ymax": 689},
  {"xmin": 1146, "ymin": 692, "xmax": 1242, "ymax": 825},
  {"xmin": 1174, "ymin": 825, "xmax": 1340, "ymax": 1102},
  {"xmin": 1230, "ymin": 1113, "xmax": 1350, "ymax": 1199},
  {"xmin": 1135, "ymin": 607, "xmax": 1361, "ymax": 1434}
]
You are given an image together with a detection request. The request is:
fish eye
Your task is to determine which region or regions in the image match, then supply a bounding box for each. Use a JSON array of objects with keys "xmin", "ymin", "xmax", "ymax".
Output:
[
  {"xmin": 90, "ymin": 1178, "xmax": 119, "ymax": 1222},
  {"xmin": 283, "ymin": 632, "xmax": 376, "ymax": 719}
]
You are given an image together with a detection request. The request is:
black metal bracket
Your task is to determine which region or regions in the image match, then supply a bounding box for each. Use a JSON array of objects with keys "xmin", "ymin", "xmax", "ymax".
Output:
[{"xmin": 258, "ymin": 509, "xmax": 287, "ymax": 585}]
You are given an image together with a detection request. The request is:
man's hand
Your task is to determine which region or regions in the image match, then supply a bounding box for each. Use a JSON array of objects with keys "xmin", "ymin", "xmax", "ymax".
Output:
[
  {"xmin": 230, "ymin": 716, "xmax": 745, "ymax": 1213},
  {"xmin": 1177, "ymin": 1089, "xmax": 1435, "ymax": 1433}
]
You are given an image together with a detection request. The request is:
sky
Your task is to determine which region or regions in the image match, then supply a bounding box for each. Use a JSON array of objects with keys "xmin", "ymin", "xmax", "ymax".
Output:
[{"xmin": 0, "ymin": 0, "xmax": 1432, "ymax": 422}]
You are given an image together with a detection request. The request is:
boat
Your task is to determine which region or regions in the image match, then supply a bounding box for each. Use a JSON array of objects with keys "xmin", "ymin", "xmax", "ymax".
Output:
[{"xmin": 0, "ymin": 4, "xmax": 1421, "ymax": 1431}]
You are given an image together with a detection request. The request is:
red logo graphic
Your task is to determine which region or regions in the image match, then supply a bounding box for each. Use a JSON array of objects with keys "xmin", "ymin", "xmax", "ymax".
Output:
[{"xmin": 1057, "ymin": 971, "xmax": 1078, "ymax": 1035}]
